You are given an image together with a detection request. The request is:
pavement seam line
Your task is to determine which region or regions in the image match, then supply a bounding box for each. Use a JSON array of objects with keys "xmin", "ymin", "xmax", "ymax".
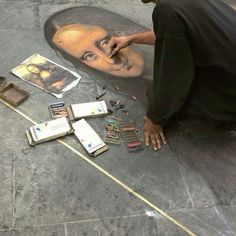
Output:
[
  {"xmin": 169, "ymin": 143, "xmax": 195, "ymax": 209},
  {"xmin": 64, "ymin": 223, "xmax": 68, "ymax": 236},
  {"xmin": 12, "ymin": 151, "xmax": 16, "ymax": 229},
  {"xmin": 0, "ymin": 98, "xmax": 197, "ymax": 236}
]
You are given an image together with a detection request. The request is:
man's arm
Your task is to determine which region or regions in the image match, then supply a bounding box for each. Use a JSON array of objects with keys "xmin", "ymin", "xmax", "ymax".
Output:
[
  {"xmin": 144, "ymin": 36, "xmax": 195, "ymax": 150},
  {"xmin": 109, "ymin": 31, "xmax": 155, "ymax": 57},
  {"xmin": 147, "ymin": 36, "xmax": 195, "ymax": 125},
  {"xmin": 124, "ymin": 30, "xmax": 156, "ymax": 45}
]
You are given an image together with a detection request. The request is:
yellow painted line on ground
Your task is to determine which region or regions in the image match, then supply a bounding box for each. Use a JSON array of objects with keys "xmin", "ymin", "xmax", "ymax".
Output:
[{"xmin": 0, "ymin": 98, "xmax": 197, "ymax": 236}]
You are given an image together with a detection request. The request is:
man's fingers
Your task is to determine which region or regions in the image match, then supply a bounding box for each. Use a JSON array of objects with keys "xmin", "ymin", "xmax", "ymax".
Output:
[
  {"xmin": 108, "ymin": 37, "xmax": 115, "ymax": 48},
  {"xmin": 144, "ymin": 131, "xmax": 150, "ymax": 146},
  {"xmin": 159, "ymin": 131, "xmax": 167, "ymax": 145},
  {"xmin": 143, "ymin": 116, "xmax": 165, "ymax": 151},
  {"xmin": 150, "ymin": 134, "xmax": 158, "ymax": 151},
  {"xmin": 155, "ymin": 134, "xmax": 161, "ymax": 149},
  {"xmin": 108, "ymin": 37, "xmax": 118, "ymax": 57},
  {"xmin": 110, "ymin": 47, "xmax": 120, "ymax": 58}
]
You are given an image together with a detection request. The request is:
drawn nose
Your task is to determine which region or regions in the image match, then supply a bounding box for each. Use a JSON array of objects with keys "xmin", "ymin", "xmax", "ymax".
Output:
[{"xmin": 96, "ymin": 49, "xmax": 117, "ymax": 64}]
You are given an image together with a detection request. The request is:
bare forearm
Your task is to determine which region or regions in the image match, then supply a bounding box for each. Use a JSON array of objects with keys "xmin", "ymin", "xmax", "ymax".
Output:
[{"xmin": 127, "ymin": 31, "xmax": 156, "ymax": 45}]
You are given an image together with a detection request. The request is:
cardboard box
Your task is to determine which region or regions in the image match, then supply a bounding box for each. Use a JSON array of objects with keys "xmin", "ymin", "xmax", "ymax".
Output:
[
  {"xmin": 26, "ymin": 117, "xmax": 73, "ymax": 145},
  {"xmin": 72, "ymin": 119, "xmax": 108, "ymax": 157},
  {"xmin": 68, "ymin": 100, "xmax": 108, "ymax": 120}
]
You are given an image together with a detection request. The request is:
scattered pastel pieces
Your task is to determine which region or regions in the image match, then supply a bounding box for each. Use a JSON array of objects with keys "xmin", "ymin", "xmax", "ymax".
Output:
[{"xmin": 96, "ymin": 91, "xmax": 106, "ymax": 100}]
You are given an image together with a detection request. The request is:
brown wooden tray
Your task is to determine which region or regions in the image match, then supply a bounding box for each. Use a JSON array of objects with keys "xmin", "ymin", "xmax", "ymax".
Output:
[
  {"xmin": 0, "ymin": 83, "xmax": 29, "ymax": 106},
  {"xmin": 0, "ymin": 76, "xmax": 6, "ymax": 91}
]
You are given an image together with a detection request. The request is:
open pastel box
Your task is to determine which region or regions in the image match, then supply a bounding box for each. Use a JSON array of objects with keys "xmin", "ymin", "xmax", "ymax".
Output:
[{"xmin": 0, "ymin": 83, "xmax": 29, "ymax": 106}]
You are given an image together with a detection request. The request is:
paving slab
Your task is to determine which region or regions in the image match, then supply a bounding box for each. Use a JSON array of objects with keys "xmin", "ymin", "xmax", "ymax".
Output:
[
  {"xmin": 0, "ymin": 224, "xmax": 65, "ymax": 236},
  {"xmin": 158, "ymin": 206, "xmax": 236, "ymax": 236},
  {"xmin": 0, "ymin": 164, "xmax": 12, "ymax": 230},
  {"xmin": 13, "ymin": 141, "xmax": 152, "ymax": 227},
  {"xmin": 0, "ymin": 1, "xmax": 35, "ymax": 30},
  {"xmin": 167, "ymin": 119, "xmax": 236, "ymax": 208},
  {"xmin": 66, "ymin": 215, "xmax": 158, "ymax": 236}
]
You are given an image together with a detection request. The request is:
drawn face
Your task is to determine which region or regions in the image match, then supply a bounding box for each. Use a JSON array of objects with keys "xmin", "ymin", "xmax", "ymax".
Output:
[
  {"xmin": 27, "ymin": 64, "xmax": 40, "ymax": 74},
  {"xmin": 52, "ymin": 24, "xmax": 144, "ymax": 77}
]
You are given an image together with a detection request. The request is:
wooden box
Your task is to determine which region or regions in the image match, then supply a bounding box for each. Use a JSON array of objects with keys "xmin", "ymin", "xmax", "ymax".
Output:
[
  {"xmin": 0, "ymin": 83, "xmax": 29, "ymax": 106},
  {"xmin": 0, "ymin": 76, "xmax": 6, "ymax": 90}
]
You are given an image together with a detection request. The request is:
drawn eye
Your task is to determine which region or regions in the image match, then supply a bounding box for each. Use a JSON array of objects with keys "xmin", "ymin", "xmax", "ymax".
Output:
[
  {"xmin": 100, "ymin": 37, "xmax": 111, "ymax": 48},
  {"xmin": 82, "ymin": 52, "xmax": 97, "ymax": 62}
]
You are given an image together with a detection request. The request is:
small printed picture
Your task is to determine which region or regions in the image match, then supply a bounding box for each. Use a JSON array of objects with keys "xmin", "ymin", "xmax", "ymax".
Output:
[{"xmin": 11, "ymin": 53, "xmax": 81, "ymax": 98}]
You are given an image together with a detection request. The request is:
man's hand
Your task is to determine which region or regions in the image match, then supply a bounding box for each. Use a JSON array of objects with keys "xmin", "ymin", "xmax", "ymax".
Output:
[
  {"xmin": 109, "ymin": 35, "xmax": 132, "ymax": 57},
  {"xmin": 109, "ymin": 31, "xmax": 155, "ymax": 57},
  {"xmin": 144, "ymin": 116, "xmax": 167, "ymax": 150}
]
